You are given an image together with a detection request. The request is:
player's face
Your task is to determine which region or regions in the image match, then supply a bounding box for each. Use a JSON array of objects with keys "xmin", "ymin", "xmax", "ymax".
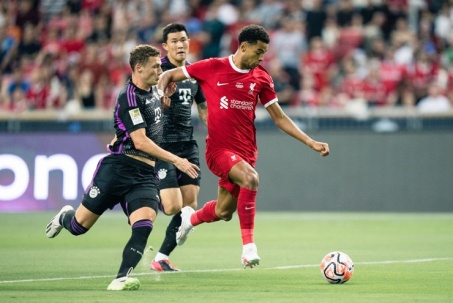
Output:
[
  {"xmin": 242, "ymin": 41, "xmax": 268, "ymax": 69},
  {"xmin": 140, "ymin": 56, "xmax": 163, "ymax": 88},
  {"xmin": 163, "ymin": 31, "xmax": 190, "ymax": 66}
]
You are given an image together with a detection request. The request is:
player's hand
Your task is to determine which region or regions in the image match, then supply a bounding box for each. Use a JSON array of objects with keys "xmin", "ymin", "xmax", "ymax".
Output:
[
  {"xmin": 173, "ymin": 157, "xmax": 200, "ymax": 179},
  {"xmin": 165, "ymin": 82, "xmax": 177, "ymax": 97},
  {"xmin": 311, "ymin": 141, "xmax": 330, "ymax": 157},
  {"xmin": 161, "ymin": 83, "xmax": 177, "ymax": 110},
  {"xmin": 161, "ymin": 96, "xmax": 171, "ymax": 110}
]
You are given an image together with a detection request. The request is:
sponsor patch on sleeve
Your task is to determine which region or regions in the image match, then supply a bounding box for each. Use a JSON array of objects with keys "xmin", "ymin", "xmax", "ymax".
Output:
[{"xmin": 129, "ymin": 108, "xmax": 144, "ymax": 125}]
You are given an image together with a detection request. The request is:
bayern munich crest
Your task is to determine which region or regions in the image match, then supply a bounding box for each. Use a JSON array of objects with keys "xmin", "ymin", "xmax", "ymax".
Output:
[
  {"xmin": 157, "ymin": 169, "xmax": 167, "ymax": 180},
  {"xmin": 89, "ymin": 186, "xmax": 100, "ymax": 198}
]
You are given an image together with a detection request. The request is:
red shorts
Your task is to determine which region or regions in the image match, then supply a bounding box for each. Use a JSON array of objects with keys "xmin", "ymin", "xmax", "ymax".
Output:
[{"xmin": 206, "ymin": 148, "xmax": 256, "ymax": 199}]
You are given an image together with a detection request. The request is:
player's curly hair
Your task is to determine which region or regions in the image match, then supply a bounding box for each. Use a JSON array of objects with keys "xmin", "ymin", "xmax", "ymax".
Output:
[
  {"xmin": 129, "ymin": 44, "xmax": 161, "ymax": 71},
  {"xmin": 238, "ymin": 24, "xmax": 270, "ymax": 45}
]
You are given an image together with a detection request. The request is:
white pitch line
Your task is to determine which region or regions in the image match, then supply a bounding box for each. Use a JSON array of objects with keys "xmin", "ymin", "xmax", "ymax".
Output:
[{"xmin": 0, "ymin": 257, "xmax": 451, "ymax": 285}]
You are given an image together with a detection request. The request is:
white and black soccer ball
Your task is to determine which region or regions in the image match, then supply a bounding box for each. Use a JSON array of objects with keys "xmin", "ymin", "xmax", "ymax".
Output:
[{"xmin": 320, "ymin": 251, "xmax": 354, "ymax": 284}]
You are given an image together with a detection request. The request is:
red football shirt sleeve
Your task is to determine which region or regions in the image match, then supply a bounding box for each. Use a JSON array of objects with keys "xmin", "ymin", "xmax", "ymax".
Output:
[
  {"xmin": 259, "ymin": 72, "xmax": 278, "ymax": 108},
  {"xmin": 184, "ymin": 58, "xmax": 212, "ymax": 82}
]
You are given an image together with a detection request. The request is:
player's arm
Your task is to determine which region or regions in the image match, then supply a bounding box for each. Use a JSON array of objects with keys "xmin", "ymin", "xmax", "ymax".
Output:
[
  {"xmin": 266, "ymin": 102, "xmax": 330, "ymax": 157},
  {"xmin": 197, "ymin": 101, "xmax": 208, "ymax": 126},
  {"xmin": 158, "ymin": 68, "xmax": 187, "ymax": 109},
  {"xmin": 158, "ymin": 67, "xmax": 187, "ymax": 94},
  {"xmin": 130, "ymin": 128, "xmax": 200, "ymax": 178}
]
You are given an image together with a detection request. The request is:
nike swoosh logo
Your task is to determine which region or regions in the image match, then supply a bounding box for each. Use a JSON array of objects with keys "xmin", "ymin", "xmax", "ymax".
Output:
[
  {"xmin": 217, "ymin": 82, "xmax": 229, "ymax": 86},
  {"xmin": 245, "ymin": 206, "xmax": 255, "ymax": 210}
]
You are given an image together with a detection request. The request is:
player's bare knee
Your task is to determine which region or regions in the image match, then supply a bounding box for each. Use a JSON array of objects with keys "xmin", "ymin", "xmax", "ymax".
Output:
[
  {"xmin": 183, "ymin": 200, "xmax": 197, "ymax": 210},
  {"xmin": 242, "ymin": 171, "xmax": 259, "ymax": 190},
  {"xmin": 217, "ymin": 209, "xmax": 234, "ymax": 221},
  {"xmin": 163, "ymin": 203, "xmax": 181, "ymax": 215}
]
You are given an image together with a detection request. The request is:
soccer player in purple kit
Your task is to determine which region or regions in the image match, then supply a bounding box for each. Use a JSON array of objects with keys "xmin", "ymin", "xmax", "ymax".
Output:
[
  {"xmin": 158, "ymin": 24, "xmax": 330, "ymax": 269},
  {"xmin": 45, "ymin": 44, "xmax": 199, "ymax": 290}
]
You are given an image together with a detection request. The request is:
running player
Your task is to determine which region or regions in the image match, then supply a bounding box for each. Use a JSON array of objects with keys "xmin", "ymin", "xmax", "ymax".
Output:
[
  {"xmin": 45, "ymin": 44, "xmax": 199, "ymax": 290},
  {"xmin": 157, "ymin": 24, "xmax": 330, "ymax": 269},
  {"xmin": 150, "ymin": 23, "xmax": 207, "ymax": 272}
]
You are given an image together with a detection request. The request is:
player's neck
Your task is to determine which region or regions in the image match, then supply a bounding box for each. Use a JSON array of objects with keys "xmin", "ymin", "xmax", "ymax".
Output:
[
  {"xmin": 168, "ymin": 56, "xmax": 185, "ymax": 67},
  {"xmin": 131, "ymin": 76, "xmax": 151, "ymax": 91},
  {"xmin": 232, "ymin": 53, "xmax": 244, "ymax": 70}
]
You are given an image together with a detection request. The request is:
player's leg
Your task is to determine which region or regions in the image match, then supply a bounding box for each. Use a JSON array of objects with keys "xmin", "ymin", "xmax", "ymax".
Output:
[
  {"xmin": 228, "ymin": 160, "xmax": 260, "ymax": 268},
  {"xmin": 107, "ymin": 155, "xmax": 159, "ymax": 290},
  {"xmin": 46, "ymin": 204, "xmax": 97, "ymax": 238},
  {"xmin": 152, "ymin": 186, "xmax": 183, "ymax": 271},
  {"xmin": 109, "ymin": 198, "xmax": 158, "ymax": 291},
  {"xmin": 45, "ymin": 156, "xmax": 114, "ymax": 238},
  {"xmin": 152, "ymin": 184, "xmax": 200, "ymax": 271}
]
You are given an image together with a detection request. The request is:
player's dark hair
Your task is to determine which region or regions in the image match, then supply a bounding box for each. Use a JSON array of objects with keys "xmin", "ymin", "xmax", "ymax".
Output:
[
  {"xmin": 238, "ymin": 24, "xmax": 270, "ymax": 45},
  {"xmin": 129, "ymin": 44, "xmax": 160, "ymax": 71},
  {"xmin": 162, "ymin": 23, "xmax": 189, "ymax": 42}
]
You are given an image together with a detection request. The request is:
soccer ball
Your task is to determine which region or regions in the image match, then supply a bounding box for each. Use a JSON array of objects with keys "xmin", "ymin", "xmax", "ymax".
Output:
[{"xmin": 320, "ymin": 251, "xmax": 354, "ymax": 284}]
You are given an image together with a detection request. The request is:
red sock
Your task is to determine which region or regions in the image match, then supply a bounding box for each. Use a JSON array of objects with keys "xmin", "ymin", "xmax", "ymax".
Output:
[
  {"xmin": 190, "ymin": 200, "xmax": 220, "ymax": 226},
  {"xmin": 237, "ymin": 188, "xmax": 257, "ymax": 245}
]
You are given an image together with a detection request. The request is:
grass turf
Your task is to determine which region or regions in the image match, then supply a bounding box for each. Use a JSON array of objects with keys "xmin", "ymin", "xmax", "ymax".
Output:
[{"xmin": 0, "ymin": 212, "xmax": 452, "ymax": 302}]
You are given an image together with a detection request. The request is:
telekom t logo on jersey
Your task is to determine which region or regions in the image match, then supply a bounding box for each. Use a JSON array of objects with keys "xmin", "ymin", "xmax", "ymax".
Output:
[{"xmin": 220, "ymin": 96, "xmax": 229, "ymax": 109}]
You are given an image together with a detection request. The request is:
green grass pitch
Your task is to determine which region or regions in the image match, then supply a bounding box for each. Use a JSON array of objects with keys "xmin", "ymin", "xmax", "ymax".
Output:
[{"xmin": 0, "ymin": 212, "xmax": 452, "ymax": 303}]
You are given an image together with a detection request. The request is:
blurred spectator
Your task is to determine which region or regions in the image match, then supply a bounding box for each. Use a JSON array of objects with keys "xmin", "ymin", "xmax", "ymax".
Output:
[
  {"xmin": 238, "ymin": 0, "xmax": 263, "ymax": 25},
  {"xmin": 271, "ymin": 17, "xmax": 306, "ymax": 90},
  {"xmin": 88, "ymin": 12, "xmax": 111, "ymax": 44},
  {"xmin": 59, "ymin": 21, "xmax": 86, "ymax": 63},
  {"xmin": 267, "ymin": 58, "xmax": 295, "ymax": 107},
  {"xmin": 358, "ymin": 0, "xmax": 385, "ymax": 25},
  {"xmin": 25, "ymin": 67, "xmax": 56, "ymax": 110},
  {"xmin": 255, "ymin": 0, "xmax": 283, "ymax": 30},
  {"xmin": 405, "ymin": 49, "xmax": 439, "ymax": 103},
  {"xmin": 337, "ymin": 57, "xmax": 365, "ymax": 104},
  {"xmin": 293, "ymin": 70, "xmax": 321, "ymax": 108},
  {"xmin": 41, "ymin": 0, "xmax": 68, "ymax": 22},
  {"xmin": 336, "ymin": 0, "xmax": 355, "ymax": 27},
  {"xmin": 2, "ymin": 68, "xmax": 30, "ymax": 110},
  {"xmin": 15, "ymin": 0, "xmax": 41, "ymax": 31},
  {"xmin": 0, "ymin": 25, "xmax": 17, "ymax": 74},
  {"xmin": 433, "ymin": 3, "xmax": 451, "ymax": 47},
  {"xmin": 15, "ymin": 23, "xmax": 42, "ymax": 62},
  {"xmin": 321, "ymin": 17, "xmax": 341, "ymax": 50},
  {"xmin": 334, "ymin": 13, "xmax": 364, "ymax": 61},
  {"xmin": 304, "ymin": 0, "xmax": 327, "ymax": 42},
  {"xmin": 417, "ymin": 81, "xmax": 452, "ymax": 113},
  {"xmin": 198, "ymin": 1, "xmax": 225, "ymax": 58},
  {"xmin": 302, "ymin": 37, "xmax": 336, "ymax": 92},
  {"xmin": 362, "ymin": 60, "xmax": 388, "ymax": 107},
  {"xmin": 215, "ymin": 0, "xmax": 239, "ymax": 27},
  {"xmin": 362, "ymin": 11, "xmax": 385, "ymax": 54},
  {"xmin": 73, "ymin": 69, "xmax": 98, "ymax": 109},
  {"xmin": 377, "ymin": 47, "xmax": 406, "ymax": 103}
]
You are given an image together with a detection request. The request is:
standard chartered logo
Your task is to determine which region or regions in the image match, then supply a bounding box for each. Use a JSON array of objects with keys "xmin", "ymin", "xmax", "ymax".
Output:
[
  {"xmin": 219, "ymin": 96, "xmax": 253, "ymax": 110},
  {"xmin": 220, "ymin": 96, "xmax": 228, "ymax": 109}
]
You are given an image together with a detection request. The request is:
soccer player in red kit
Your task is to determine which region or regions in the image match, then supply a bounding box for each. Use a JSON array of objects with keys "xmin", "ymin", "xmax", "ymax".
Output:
[{"xmin": 157, "ymin": 24, "xmax": 330, "ymax": 269}]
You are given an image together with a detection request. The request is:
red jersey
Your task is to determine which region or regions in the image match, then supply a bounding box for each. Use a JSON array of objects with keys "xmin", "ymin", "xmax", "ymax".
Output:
[{"xmin": 183, "ymin": 55, "xmax": 278, "ymax": 161}]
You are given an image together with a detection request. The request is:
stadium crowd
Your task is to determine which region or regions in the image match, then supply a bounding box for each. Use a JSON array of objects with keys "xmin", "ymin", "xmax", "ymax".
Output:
[{"xmin": 0, "ymin": 0, "xmax": 452, "ymax": 113}]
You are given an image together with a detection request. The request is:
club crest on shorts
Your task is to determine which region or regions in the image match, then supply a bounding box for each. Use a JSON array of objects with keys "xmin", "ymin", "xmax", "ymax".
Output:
[
  {"xmin": 89, "ymin": 186, "xmax": 100, "ymax": 198},
  {"xmin": 157, "ymin": 168, "xmax": 167, "ymax": 180}
]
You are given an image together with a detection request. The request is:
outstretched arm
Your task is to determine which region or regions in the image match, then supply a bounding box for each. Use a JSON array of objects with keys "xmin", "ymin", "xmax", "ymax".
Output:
[
  {"xmin": 158, "ymin": 67, "xmax": 188, "ymax": 109},
  {"xmin": 266, "ymin": 103, "xmax": 330, "ymax": 157}
]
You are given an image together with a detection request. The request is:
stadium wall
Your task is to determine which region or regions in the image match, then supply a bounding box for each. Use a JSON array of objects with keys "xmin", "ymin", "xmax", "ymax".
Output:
[{"xmin": 0, "ymin": 130, "xmax": 452, "ymax": 212}]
